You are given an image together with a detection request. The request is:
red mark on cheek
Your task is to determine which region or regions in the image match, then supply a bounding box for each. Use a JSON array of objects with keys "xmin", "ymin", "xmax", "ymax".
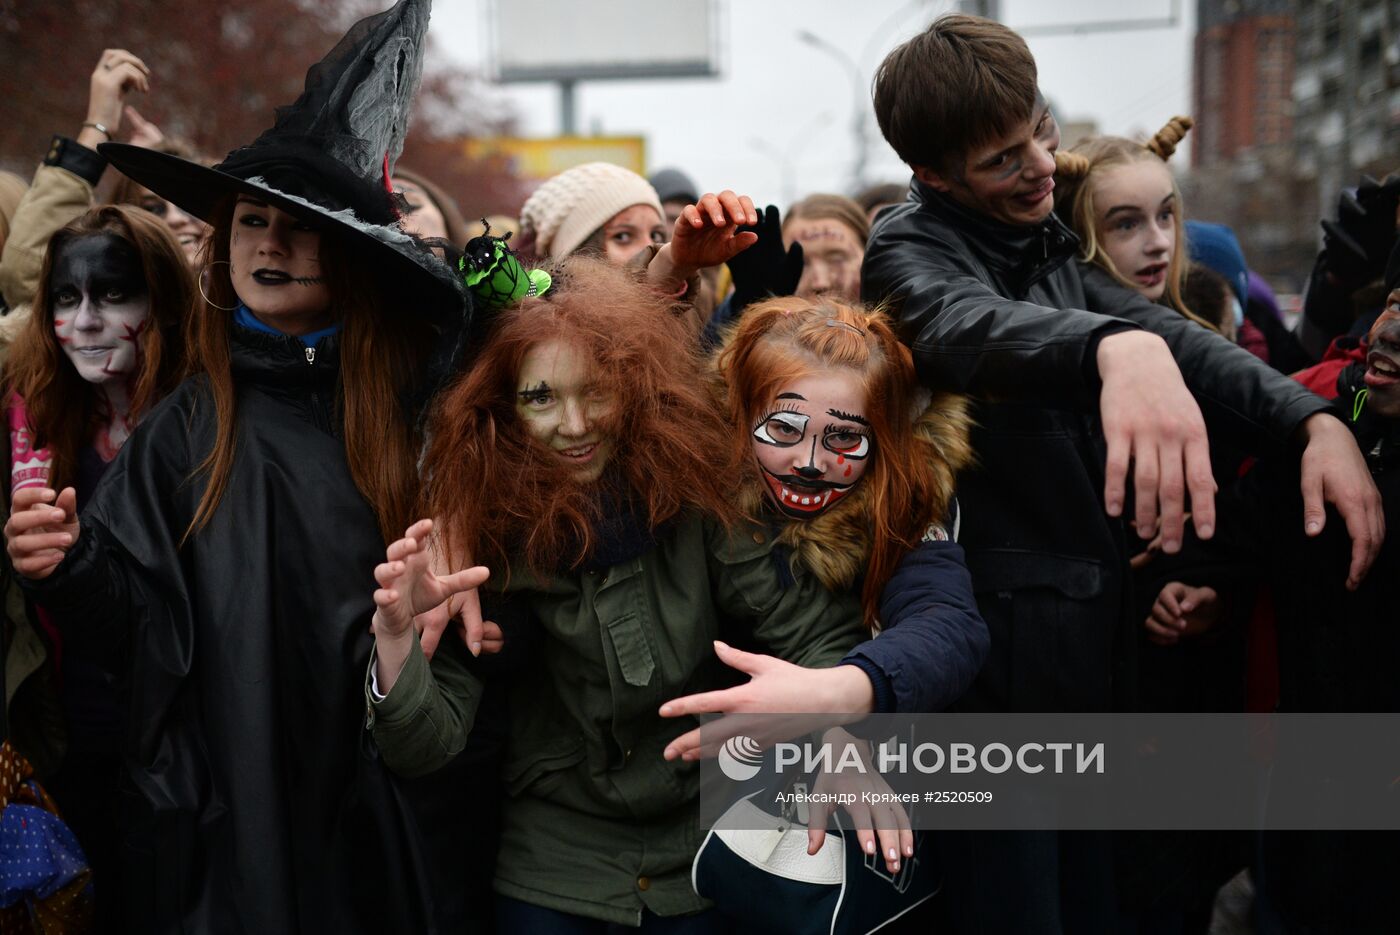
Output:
[
  {"xmin": 53, "ymin": 319, "xmax": 66, "ymax": 327},
  {"xmin": 837, "ymin": 455, "xmax": 845, "ymax": 464},
  {"xmin": 844, "ymin": 465, "xmax": 852, "ymax": 477},
  {"xmin": 57, "ymin": 336, "xmax": 73, "ymax": 346}
]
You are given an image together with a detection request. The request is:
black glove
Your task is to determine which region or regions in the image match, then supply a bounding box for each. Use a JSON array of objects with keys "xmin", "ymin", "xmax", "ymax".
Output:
[
  {"xmin": 725, "ymin": 205, "xmax": 804, "ymax": 314},
  {"xmin": 1319, "ymin": 173, "xmax": 1400, "ymax": 290}
]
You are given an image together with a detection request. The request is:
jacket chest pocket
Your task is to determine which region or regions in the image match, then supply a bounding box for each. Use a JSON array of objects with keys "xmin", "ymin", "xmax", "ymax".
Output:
[
  {"xmin": 605, "ymin": 613, "xmax": 655, "ymax": 688},
  {"xmin": 967, "ymin": 550, "xmax": 1121, "ymax": 712}
]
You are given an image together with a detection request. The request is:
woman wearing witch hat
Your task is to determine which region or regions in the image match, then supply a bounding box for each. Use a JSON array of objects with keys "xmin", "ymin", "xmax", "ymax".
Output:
[{"xmin": 2, "ymin": 1, "xmax": 475, "ymax": 931}]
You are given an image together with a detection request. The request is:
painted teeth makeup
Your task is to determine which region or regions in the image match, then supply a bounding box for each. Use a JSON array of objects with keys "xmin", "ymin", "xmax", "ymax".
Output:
[{"xmin": 750, "ymin": 371, "xmax": 872, "ymax": 519}]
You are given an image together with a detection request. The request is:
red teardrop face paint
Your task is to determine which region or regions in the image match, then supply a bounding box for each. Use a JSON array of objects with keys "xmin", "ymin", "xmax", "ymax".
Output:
[{"xmin": 749, "ymin": 371, "xmax": 873, "ymax": 520}]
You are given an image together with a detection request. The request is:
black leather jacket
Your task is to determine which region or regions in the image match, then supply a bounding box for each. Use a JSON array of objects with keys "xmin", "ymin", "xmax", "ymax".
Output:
[{"xmin": 862, "ymin": 182, "xmax": 1329, "ymax": 712}]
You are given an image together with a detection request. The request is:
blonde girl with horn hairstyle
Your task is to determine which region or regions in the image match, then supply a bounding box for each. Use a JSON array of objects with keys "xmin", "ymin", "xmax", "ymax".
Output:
[{"xmin": 1053, "ymin": 116, "xmax": 1216, "ymax": 330}]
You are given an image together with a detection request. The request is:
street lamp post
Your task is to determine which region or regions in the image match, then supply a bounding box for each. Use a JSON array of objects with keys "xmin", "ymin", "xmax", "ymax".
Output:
[{"xmin": 797, "ymin": 30, "xmax": 869, "ymax": 194}]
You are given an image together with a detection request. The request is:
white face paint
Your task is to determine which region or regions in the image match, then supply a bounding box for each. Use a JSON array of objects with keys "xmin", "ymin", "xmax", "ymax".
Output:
[
  {"xmin": 50, "ymin": 232, "xmax": 150, "ymax": 386},
  {"xmin": 750, "ymin": 369, "xmax": 872, "ymax": 519},
  {"xmin": 515, "ymin": 338, "xmax": 616, "ymax": 482},
  {"xmin": 1092, "ymin": 160, "xmax": 1178, "ymax": 302}
]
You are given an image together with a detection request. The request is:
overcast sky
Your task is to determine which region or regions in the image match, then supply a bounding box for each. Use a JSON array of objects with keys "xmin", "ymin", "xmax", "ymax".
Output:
[{"xmin": 430, "ymin": 0, "xmax": 1193, "ymax": 207}]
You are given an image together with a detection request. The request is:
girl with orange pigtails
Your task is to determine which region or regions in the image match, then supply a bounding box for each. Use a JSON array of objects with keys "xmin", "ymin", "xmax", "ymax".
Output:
[{"xmin": 663, "ymin": 295, "xmax": 988, "ymax": 719}]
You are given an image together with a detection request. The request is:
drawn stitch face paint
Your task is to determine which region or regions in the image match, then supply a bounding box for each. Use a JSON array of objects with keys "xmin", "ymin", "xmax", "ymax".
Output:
[
  {"xmin": 785, "ymin": 219, "xmax": 864, "ymax": 303},
  {"xmin": 751, "ymin": 370, "xmax": 871, "ymax": 518},
  {"xmin": 516, "ymin": 338, "xmax": 616, "ymax": 482},
  {"xmin": 50, "ymin": 232, "xmax": 150, "ymax": 386},
  {"xmin": 228, "ymin": 197, "xmax": 333, "ymax": 333}
]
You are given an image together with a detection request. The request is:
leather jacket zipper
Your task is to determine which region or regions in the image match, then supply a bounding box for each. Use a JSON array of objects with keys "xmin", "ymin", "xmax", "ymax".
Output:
[{"xmin": 303, "ymin": 343, "xmax": 330, "ymax": 433}]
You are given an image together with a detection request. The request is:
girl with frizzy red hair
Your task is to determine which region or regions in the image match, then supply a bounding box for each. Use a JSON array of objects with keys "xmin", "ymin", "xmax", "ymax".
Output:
[
  {"xmin": 424, "ymin": 257, "xmax": 741, "ymax": 576},
  {"xmin": 368, "ymin": 256, "xmax": 874, "ymax": 932}
]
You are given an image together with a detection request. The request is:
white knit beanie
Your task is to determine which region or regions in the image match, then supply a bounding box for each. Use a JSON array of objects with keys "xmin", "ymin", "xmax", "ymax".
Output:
[{"xmin": 519, "ymin": 162, "xmax": 665, "ymax": 259}]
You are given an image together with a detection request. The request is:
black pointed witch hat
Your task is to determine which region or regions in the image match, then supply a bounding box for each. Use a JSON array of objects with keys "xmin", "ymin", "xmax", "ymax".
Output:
[{"xmin": 98, "ymin": 0, "xmax": 464, "ymax": 318}]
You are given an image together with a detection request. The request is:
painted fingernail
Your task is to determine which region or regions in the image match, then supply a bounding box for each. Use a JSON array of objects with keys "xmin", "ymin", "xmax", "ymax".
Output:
[
  {"xmin": 1306, "ymin": 521, "xmax": 1321, "ymax": 533},
  {"xmin": 888, "ymin": 847, "xmax": 897, "ymax": 861},
  {"xmin": 470, "ymin": 641, "xmax": 482, "ymax": 655},
  {"xmin": 865, "ymin": 839, "xmax": 875, "ymax": 855},
  {"xmin": 905, "ymin": 844, "xmax": 914, "ymax": 857}
]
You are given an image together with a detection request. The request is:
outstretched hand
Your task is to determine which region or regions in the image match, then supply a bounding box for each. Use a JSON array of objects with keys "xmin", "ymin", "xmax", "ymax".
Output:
[
  {"xmin": 1096, "ymin": 330, "xmax": 1216, "ymax": 553},
  {"xmin": 371, "ymin": 519, "xmax": 489, "ymax": 695},
  {"xmin": 5, "ymin": 487, "xmax": 79, "ymax": 580},
  {"xmin": 1295, "ymin": 412, "xmax": 1384, "ymax": 589},
  {"xmin": 659, "ymin": 641, "xmax": 873, "ymax": 762}
]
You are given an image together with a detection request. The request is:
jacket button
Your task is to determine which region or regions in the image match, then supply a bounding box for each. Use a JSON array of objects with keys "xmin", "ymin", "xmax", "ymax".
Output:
[
  {"xmin": 751, "ymin": 531, "xmax": 765, "ymax": 544},
  {"xmin": 637, "ymin": 876, "xmax": 650, "ymax": 891}
]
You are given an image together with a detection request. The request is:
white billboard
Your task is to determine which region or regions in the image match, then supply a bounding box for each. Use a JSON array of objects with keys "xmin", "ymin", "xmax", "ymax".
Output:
[{"xmin": 489, "ymin": 0, "xmax": 719, "ymax": 82}]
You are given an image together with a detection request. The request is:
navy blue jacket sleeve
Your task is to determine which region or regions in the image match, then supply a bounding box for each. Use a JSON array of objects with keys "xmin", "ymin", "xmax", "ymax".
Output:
[{"xmin": 840, "ymin": 539, "xmax": 988, "ymax": 713}]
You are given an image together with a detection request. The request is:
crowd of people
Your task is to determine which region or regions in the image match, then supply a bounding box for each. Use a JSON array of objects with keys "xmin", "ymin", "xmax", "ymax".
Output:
[{"xmin": 0, "ymin": 3, "xmax": 1395, "ymax": 933}]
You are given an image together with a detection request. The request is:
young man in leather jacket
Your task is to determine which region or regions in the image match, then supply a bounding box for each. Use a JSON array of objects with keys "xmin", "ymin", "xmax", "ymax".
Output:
[{"xmin": 861, "ymin": 13, "xmax": 1384, "ymax": 934}]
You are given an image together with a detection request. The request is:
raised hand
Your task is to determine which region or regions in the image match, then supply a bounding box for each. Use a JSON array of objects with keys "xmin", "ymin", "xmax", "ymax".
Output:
[
  {"xmin": 371, "ymin": 519, "xmax": 489, "ymax": 694},
  {"xmin": 670, "ymin": 191, "xmax": 759, "ymax": 271},
  {"xmin": 5, "ymin": 487, "xmax": 79, "ymax": 580},
  {"xmin": 123, "ymin": 105, "xmax": 165, "ymax": 150},
  {"xmin": 78, "ymin": 49, "xmax": 151, "ymax": 150}
]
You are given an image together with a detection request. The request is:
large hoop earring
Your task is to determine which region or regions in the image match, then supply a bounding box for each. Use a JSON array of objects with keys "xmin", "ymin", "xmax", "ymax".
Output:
[{"xmin": 199, "ymin": 260, "xmax": 240, "ymax": 311}]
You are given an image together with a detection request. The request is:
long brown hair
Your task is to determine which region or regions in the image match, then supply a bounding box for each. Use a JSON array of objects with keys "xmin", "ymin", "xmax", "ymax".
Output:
[
  {"xmin": 716, "ymin": 297, "xmax": 963, "ymax": 628},
  {"xmin": 186, "ymin": 196, "xmax": 436, "ymax": 543},
  {"xmin": 1052, "ymin": 117, "xmax": 1215, "ymax": 330},
  {"xmin": 423, "ymin": 256, "xmax": 740, "ymax": 576},
  {"xmin": 7, "ymin": 205, "xmax": 193, "ymax": 492}
]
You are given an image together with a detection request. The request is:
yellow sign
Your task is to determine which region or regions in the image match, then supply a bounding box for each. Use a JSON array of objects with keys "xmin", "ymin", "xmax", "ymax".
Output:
[{"xmin": 463, "ymin": 136, "xmax": 647, "ymax": 179}]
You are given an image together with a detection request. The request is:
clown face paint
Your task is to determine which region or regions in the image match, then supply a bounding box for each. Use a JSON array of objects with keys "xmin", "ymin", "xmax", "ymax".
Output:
[
  {"xmin": 516, "ymin": 338, "xmax": 616, "ymax": 482},
  {"xmin": 50, "ymin": 233, "xmax": 150, "ymax": 386},
  {"xmin": 751, "ymin": 370, "xmax": 871, "ymax": 519}
]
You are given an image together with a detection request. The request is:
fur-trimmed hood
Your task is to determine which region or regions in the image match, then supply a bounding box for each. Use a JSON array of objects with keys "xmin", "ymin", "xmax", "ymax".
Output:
[{"xmin": 737, "ymin": 387, "xmax": 974, "ymax": 593}]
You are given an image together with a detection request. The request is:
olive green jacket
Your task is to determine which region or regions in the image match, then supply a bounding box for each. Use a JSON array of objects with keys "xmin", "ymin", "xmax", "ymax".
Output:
[{"xmin": 368, "ymin": 513, "xmax": 864, "ymax": 925}]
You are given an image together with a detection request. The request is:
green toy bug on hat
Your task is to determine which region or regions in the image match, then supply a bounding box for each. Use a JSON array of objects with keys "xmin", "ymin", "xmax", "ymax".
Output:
[{"xmin": 459, "ymin": 219, "xmax": 551, "ymax": 310}]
